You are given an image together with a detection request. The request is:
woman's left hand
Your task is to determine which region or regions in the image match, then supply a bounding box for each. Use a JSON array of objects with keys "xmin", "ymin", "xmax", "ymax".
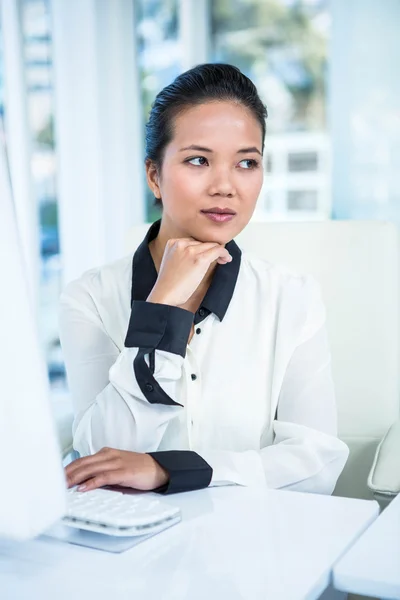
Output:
[{"xmin": 65, "ymin": 447, "xmax": 169, "ymax": 492}]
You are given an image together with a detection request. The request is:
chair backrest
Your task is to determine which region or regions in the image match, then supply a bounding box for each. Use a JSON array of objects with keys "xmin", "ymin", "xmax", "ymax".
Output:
[{"xmin": 125, "ymin": 220, "xmax": 400, "ymax": 500}]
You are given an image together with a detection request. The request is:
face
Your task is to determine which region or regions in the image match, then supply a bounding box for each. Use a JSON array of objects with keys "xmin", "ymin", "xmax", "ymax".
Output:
[{"xmin": 146, "ymin": 101, "xmax": 264, "ymax": 244}]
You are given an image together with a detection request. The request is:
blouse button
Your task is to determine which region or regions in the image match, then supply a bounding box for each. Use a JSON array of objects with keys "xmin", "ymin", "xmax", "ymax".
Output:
[
  {"xmin": 196, "ymin": 328, "xmax": 201, "ymax": 335},
  {"xmin": 191, "ymin": 374, "xmax": 197, "ymax": 381},
  {"xmin": 145, "ymin": 383, "xmax": 154, "ymax": 392}
]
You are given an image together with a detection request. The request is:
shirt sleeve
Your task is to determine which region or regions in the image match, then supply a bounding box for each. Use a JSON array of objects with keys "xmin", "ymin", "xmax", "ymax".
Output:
[
  {"xmin": 59, "ymin": 285, "xmax": 194, "ymax": 458},
  {"xmin": 195, "ymin": 280, "xmax": 350, "ymax": 495}
]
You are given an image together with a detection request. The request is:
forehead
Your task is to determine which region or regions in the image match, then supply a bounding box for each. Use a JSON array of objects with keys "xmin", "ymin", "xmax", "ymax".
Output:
[{"xmin": 169, "ymin": 101, "xmax": 263, "ymax": 149}]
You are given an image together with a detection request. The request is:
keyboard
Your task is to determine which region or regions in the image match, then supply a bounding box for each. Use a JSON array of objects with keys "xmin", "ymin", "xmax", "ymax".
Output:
[{"xmin": 63, "ymin": 488, "xmax": 181, "ymax": 537}]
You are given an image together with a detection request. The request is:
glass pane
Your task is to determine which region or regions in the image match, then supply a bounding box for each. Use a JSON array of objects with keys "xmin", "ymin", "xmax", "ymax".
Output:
[
  {"xmin": 288, "ymin": 151, "xmax": 318, "ymax": 173},
  {"xmin": 0, "ymin": 24, "xmax": 4, "ymax": 133},
  {"xmin": 211, "ymin": 0, "xmax": 330, "ymax": 219},
  {"xmin": 136, "ymin": 0, "xmax": 180, "ymax": 222},
  {"xmin": 330, "ymin": 1, "xmax": 400, "ymax": 223},
  {"xmin": 21, "ymin": 0, "xmax": 66, "ymax": 391},
  {"xmin": 287, "ymin": 189, "xmax": 318, "ymax": 211}
]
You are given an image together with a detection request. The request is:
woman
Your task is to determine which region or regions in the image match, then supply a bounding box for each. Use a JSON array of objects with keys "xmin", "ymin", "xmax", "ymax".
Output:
[{"xmin": 61, "ymin": 63, "xmax": 349, "ymax": 495}]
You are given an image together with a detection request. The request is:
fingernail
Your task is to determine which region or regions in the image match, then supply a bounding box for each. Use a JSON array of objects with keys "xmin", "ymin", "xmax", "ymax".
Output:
[{"xmin": 77, "ymin": 484, "xmax": 87, "ymax": 492}]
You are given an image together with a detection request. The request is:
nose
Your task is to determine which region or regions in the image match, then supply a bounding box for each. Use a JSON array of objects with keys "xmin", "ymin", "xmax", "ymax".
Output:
[{"xmin": 207, "ymin": 166, "xmax": 236, "ymax": 198}]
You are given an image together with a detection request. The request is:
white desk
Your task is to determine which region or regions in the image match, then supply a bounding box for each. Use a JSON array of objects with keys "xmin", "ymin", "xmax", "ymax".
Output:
[
  {"xmin": 333, "ymin": 492, "xmax": 400, "ymax": 599},
  {"xmin": 0, "ymin": 487, "xmax": 378, "ymax": 600}
]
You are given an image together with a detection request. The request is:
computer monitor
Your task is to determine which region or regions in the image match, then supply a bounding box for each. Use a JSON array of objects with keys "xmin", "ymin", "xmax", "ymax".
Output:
[{"xmin": 0, "ymin": 138, "xmax": 66, "ymax": 541}]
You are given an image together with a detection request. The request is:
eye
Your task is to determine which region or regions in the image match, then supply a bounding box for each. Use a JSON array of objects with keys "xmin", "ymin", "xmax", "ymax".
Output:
[
  {"xmin": 186, "ymin": 156, "xmax": 208, "ymax": 166},
  {"xmin": 238, "ymin": 159, "xmax": 259, "ymax": 170}
]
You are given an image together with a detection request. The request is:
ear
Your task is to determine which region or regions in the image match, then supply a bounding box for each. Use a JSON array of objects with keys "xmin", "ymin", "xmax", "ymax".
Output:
[{"xmin": 145, "ymin": 159, "xmax": 161, "ymax": 199}]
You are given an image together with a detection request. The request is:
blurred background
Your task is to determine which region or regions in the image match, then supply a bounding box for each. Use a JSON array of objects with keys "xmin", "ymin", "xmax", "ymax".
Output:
[{"xmin": 0, "ymin": 0, "xmax": 399, "ymax": 398}]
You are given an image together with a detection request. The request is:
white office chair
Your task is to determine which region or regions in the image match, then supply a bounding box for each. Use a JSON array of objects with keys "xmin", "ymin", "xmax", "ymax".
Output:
[{"xmin": 123, "ymin": 220, "xmax": 400, "ymax": 501}]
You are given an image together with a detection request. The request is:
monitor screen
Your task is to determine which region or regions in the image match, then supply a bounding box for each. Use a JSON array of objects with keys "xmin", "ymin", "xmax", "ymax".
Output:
[{"xmin": 0, "ymin": 132, "xmax": 66, "ymax": 541}]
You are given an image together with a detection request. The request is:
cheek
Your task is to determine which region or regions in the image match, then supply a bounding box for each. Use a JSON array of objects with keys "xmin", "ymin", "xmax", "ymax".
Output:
[{"xmin": 162, "ymin": 166, "xmax": 204, "ymax": 200}]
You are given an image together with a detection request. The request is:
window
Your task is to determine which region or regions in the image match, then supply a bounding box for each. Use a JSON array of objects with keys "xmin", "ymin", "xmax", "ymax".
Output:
[
  {"xmin": 21, "ymin": 0, "xmax": 65, "ymax": 389},
  {"xmin": 136, "ymin": 0, "xmax": 180, "ymax": 222},
  {"xmin": 211, "ymin": 0, "xmax": 331, "ymax": 220},
  {"xmin": 288, "ymin": 151, "xmax": 318, "ymax": 173},
  {"xmin": 0, "ymin": 22, "xmax": 4, "ymax": 143},
  {"xmin": 287, "ymin": 190, "xmax": 318, "ymax": 211}
]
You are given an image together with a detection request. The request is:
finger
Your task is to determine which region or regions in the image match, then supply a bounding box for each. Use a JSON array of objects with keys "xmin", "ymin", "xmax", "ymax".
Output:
[
  {"xmin": 216, "ymin": 256, "xmax": 232, "ymax": 264},
  {"xmin": 76, "ymin": 470, "xmax": 125, "ymax": 493},
  {"xmin": 186, "ymin": 242, "xmax": 222, "ymax": 256},
  {"xmin": 65, "ymin": 448, "xmax": 115, "ymax": 478},
  {"xmin": 185, "ymin": 238, "xmax": 203, "ymax": 245},
  {"xmin": 168, "ymin": 238, "xmax": 222, "ymax": 254},
  {"xmin": 186, "ymin": 238, "xmax": 219, "ymax": 247},
  {"xmin": 66, "ymin": 458, "xmax": 120, "ymax": 488},
  {"xmin": 197, "ymin": 245, "xmax": 232, "ymax": 265},
  {"xmin": 183, "ymin": 241, "xmax": 220, "ymax": 252},
  {"xmin": 167, "ymin": 238, "xmax": 203, "ymax": 249},
  {"xmin": 67, "ymin": 458, "xmax": 119, "ymax": 487},
  {"xmin": 178, "ymin": 240, "xmax": 204, "ymax": 247}
]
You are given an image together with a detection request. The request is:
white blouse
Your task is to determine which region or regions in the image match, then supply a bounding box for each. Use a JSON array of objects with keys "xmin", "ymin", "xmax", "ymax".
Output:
[{"xmin": 59, "ymin": 221, "xmax": 349, "ymax": 495}]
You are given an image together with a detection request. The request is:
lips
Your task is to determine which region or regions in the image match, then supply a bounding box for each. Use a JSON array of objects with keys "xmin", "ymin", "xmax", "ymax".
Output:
[
  {"xmin": 200, "ymin": 208, "xmax": 236, "ymax": 224},
  {"xmin": 201, "ymin": 207, "xmax": 237, "ymax": 215}
]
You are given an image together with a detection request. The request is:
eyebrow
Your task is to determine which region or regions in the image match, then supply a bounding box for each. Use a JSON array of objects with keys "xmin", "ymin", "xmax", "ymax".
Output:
[{"xmin": 179, "ymin": 144, "xmax": 262, "ymax": 156}]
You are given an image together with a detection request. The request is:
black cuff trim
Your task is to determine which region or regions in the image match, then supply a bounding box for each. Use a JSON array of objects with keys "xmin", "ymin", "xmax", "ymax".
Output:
[
  {"xmin": 134, "ymin": 349, "xmax": 182, "ymax": 407},
  {"xmin": 125, "ymin": 301, "xmax": 193, "ymax": 358},
  {"xmin": 148, "ymin": 451, "xmax": 213, "ymax": 495}
]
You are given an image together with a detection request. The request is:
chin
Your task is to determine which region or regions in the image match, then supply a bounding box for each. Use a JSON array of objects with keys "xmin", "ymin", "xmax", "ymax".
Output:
[{"xmin": 190, "ymin": 221, "xmax": 239, "ymax": 245}]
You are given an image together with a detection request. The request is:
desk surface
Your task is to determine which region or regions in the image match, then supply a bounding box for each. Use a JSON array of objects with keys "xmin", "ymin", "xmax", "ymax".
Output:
[
  {"xmin": 333, "ymin": 492, "xmax": 400, "ymax": 599},
  {"xmin": 0, "ymin": 487, "xmax": 378, "ymax": 600}
]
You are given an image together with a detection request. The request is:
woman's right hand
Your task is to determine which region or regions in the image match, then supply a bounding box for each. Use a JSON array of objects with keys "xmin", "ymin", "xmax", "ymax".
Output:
[{"xmin": 147, "ymin": 238, "xmax": 232, "ymax": 307}]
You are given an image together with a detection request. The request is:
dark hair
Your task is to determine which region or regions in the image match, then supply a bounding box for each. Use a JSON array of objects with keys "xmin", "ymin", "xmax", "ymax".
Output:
[{"xmin": 145, "ymin": 63, "xmax": 268, "ymax": 206}]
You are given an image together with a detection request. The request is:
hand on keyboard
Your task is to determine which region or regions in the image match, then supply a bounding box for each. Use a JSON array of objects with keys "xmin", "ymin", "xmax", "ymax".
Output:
[{"xmin": 65, "ymin": 447, "xmax": 169, "ymax": 493}]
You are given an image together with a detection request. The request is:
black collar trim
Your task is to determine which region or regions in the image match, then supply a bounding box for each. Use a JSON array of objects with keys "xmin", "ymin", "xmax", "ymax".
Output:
[{"xmin": 130, "ymin": 220, "xmax": 241, "ymax": 322}]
